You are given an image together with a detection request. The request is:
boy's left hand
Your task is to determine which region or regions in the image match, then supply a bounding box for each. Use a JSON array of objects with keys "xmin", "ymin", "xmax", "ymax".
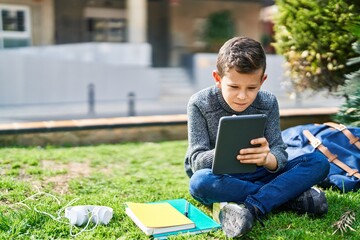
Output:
[{"xmin": 237, "ymin": 137, "xmax": 277, "ymax": 170}]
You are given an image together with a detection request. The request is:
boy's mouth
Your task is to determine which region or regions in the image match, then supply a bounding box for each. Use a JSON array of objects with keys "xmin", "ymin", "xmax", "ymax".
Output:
[{"xmin": 234, "ymin": 102, "xmax": 247, "ymax": 106}]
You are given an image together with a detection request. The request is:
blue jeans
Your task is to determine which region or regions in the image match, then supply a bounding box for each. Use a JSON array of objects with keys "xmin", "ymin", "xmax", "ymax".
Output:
[{"xmin": 189, "ymin": 152, "xmax": 330, "ymax": 215}]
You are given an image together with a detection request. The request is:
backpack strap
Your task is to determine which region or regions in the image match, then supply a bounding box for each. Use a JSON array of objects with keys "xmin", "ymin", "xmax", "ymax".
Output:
[
  {"xmin": 323, "ymin": 122, "xmax": 360, "ymax": 150},
  {"xmin": 303, "ymin": 130, "xmax": 360, "ymax": 179}
]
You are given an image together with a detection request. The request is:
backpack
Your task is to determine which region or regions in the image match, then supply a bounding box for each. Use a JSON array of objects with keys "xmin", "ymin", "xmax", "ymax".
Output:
[{"xmin": 282, "ymin": 122, "xmax": 360, "ymax": 192}]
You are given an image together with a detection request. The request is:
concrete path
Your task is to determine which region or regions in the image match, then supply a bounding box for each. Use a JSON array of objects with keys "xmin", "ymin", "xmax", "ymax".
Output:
[{"xmin": 0, "ymin": 87, "xmax": 343, "ymax": 124}]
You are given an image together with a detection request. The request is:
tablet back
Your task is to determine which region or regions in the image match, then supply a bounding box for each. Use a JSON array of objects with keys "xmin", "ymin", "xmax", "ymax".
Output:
[{"xmin": 212, "ymin": 114, "xmax": 267, "ymax": 174}]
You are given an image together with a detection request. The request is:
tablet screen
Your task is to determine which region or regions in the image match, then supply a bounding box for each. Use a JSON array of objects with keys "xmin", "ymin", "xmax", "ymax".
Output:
[{"xmin": 212, "ymin": 114, "xmax": 267, "ymax": 174}]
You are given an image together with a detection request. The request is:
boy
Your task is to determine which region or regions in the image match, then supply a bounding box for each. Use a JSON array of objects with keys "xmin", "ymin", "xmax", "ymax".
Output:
[{"xmin": 184, "ymin": 36, "xmax": 330, "ymax": 238}]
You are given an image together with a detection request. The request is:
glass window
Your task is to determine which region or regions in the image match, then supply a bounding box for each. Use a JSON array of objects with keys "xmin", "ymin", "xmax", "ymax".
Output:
[
  {"xmin": 87, "ymin": 18, "xmax": 126, "ymax": 43},
  {"xmin": 0, "ymin": 5, "xmax": 31, "ymax": 49},
  {"xmin": 2, "ymin": 9, "xmax": 26, "ymax": 32},
  {"xmin": 84, "ymin": 7, "xmax": 127, "ymax": 43},
  {"xmin": 3, "ymin": 38, "xmax": 29, "ymax": 48}
]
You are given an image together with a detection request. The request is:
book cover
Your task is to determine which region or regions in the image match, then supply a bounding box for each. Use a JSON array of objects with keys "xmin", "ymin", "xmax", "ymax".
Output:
[
  {"xmin": 125, "ymin": 201, "xmax": 195, "ymax": 235},
  {"xmin": 152, "ymin": 199, "xmax": 221, "ymax": 239}
]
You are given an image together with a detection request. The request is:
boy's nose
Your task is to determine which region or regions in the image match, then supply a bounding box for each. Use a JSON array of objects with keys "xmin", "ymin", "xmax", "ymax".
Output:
[{"xmin": 237, "ymin": 91, "xmax": 246, "ymax": 100}]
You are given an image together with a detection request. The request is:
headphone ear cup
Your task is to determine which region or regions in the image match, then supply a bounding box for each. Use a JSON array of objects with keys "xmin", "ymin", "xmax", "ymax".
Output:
[
  {"xmin": 91, "ymin": 206, "xmax": 101, "ymax": 224},
  {"xmin": 65, "ymin": 206, "xmax": 89, "ymax": 226},
  {"xmin": 92, "ymin": 206, "xmax": 113, "ymax": 225},
  {"xmin": 101, "ymin": 207, "xmax": 113, "ymax": 225}
]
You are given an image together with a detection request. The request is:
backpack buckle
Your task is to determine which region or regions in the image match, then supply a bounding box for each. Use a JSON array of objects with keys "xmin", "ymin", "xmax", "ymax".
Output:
[
  {"xmin": 336, "ymin": 124, "xmax": 347, "ymax": 131},
  {"xmin": 310, "ymin": 139, "xmax": 321, "ymax": 148}
]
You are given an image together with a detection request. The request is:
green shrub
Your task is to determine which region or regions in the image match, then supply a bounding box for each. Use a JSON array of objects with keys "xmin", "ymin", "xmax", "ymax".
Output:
[
  {"xmin": 203, "ymin": 10, "xmax": 235, "ymax": 52},
  {"xmin": 273, "ymin": 0, "xmax": 360, "ymax": 93}
]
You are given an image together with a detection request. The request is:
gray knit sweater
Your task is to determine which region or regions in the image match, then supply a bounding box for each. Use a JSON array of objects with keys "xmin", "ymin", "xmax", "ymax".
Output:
[{"xmin": 185, "ymin": 85, "xmax": 288, "ymax": 177}]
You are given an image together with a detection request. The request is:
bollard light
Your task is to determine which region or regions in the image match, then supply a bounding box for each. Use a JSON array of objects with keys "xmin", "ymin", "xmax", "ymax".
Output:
[
  {"xmin": 128, "ymin": 92, "xmax": 136, "ymax": 116},
  {"xmin": 88, "ymin": 83, "xmax": 95, "ymax": 115}
]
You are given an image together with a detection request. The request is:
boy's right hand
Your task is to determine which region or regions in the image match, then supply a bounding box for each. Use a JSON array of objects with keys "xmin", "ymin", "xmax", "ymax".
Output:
[{"xmin": 236, "ymin": 137, "xmax": 278, "ymax": 171}]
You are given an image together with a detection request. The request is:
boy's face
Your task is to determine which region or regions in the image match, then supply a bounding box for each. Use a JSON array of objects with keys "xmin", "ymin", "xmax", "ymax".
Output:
[{"xmin": 213, "ymin": 68, "xmax": 267, "ymax": 112}]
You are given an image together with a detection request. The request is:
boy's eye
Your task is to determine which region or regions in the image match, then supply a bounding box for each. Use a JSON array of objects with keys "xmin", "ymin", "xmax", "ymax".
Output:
[{"xmin": 229, "ymin": 85, "xmax": 238, "ymax": 89}]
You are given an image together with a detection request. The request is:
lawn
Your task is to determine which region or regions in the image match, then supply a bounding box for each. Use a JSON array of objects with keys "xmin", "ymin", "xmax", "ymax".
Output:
[{"xmin": 0, "ymin": 140, "xmax": 359, "ymax": 239}]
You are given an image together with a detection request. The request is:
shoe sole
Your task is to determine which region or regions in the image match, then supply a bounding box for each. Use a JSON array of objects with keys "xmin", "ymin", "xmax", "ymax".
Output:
[{"xmin": 219, "ymin": 204, "xmax": 254, "ymax": 238}]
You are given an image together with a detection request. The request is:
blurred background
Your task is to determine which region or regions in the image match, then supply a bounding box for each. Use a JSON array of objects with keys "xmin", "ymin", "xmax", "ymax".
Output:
[{"xmin": 0, "ymin": 0, "xmax": 344, "ymax": 124}]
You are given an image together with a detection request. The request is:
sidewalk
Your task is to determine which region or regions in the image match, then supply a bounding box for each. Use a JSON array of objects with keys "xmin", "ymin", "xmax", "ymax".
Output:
[
  {"xmin": 0, "ymin": 98, "xmax": 188, "ymax": 124},
  {"xmin": 0, "ymin": 89, "xmax": 343, "ymax": 124}
]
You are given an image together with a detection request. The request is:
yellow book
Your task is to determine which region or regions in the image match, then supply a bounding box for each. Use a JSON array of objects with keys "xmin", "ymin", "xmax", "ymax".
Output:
[{"xmin": 125, "ymin": 202, "xmax": 195, "ymax": 235}]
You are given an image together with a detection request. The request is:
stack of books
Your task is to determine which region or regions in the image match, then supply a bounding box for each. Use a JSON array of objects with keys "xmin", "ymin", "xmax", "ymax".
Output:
[{"xmin": 125, "ymin": 199, "xmax": 221, "ymax": 239}]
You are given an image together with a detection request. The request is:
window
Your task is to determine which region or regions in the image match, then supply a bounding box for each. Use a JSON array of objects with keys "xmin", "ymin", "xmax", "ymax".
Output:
[
  {"xmin": 87, "ymin": 17, "xmax": 126, "ymax": 42},
  {"xmin": 84, "ymin": 7, "xmax": 127, "ymax": 42},
  {"xmin": 0, "ymin": 4, "xmax": 31, "ymax": 48}
]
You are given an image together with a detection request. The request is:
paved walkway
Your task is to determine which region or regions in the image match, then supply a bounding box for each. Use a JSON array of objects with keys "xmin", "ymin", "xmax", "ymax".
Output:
[{"xmin": 0, "ymin": 88, "xmax": 343, "ymax": 124}]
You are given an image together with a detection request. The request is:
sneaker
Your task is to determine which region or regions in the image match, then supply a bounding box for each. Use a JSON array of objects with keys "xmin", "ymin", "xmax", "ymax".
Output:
[
  {"xmin": 213, "ymin": 202, "xmax": 254, "ymax": 238},
  {"xmin": 283, "ymin": 186, "xmax": 328, "ymax": 216}
]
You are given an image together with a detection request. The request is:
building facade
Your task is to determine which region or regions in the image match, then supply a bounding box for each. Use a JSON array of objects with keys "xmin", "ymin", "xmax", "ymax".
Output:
[{"xmin": 0, "ymin": 0, "xmax": 272, "ymax": 67}]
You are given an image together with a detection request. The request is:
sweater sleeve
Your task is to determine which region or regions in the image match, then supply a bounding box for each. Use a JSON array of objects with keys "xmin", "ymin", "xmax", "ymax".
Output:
[
  {"xmin": 184, "ymin": 100, "xmax": 215, "ymax": 177},
  {"xmin": 264, "ymin": 97, "xmax": 288, "ymax": 172}
]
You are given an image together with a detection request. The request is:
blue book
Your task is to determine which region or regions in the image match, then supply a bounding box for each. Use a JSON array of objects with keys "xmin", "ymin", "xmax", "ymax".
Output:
[{"xmin": 152, "ymin": 199, "xmax": 221, "ymax": 239}]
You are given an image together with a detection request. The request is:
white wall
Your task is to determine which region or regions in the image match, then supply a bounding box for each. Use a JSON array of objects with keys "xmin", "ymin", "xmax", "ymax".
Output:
[{"xmin": 0, "ymin": 43, "xmax": 159, "ymax": 105}]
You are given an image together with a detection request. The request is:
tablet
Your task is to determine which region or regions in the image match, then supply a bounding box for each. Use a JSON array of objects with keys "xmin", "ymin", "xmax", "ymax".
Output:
[{"xmin": 212, "ymin": 114, "xmax": 267, "ymax": 174}]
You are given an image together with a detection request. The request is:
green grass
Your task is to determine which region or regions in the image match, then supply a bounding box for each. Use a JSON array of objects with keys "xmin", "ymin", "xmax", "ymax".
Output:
[{"xmin": 0, "ymin": 140, "xmax": 359, "ymax": 239}]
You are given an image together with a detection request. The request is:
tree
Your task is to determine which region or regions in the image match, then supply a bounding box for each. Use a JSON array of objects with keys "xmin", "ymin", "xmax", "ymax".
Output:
[
  {"xmin": 333, "ymin": 41, "xmax": 360, "ymax": 126},
  {"xmin": 272, "ymin": 0, "xmax": 360, "ymax": 93}
]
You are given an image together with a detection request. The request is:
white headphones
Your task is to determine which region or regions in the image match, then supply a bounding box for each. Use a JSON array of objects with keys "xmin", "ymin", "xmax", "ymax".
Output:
[{"xmin": 65, "ymin": 205, "xmax": 113, "ymax": 226}]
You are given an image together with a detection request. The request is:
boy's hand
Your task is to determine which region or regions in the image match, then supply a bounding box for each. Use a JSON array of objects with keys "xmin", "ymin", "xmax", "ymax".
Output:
[{"xmin": 236, "ymin": 137, "xmax": 277, "ymax": 170}]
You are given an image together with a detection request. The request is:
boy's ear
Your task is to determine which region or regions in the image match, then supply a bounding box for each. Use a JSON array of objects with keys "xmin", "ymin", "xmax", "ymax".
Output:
[
  {"xmin": 212, "ymin": 70, "xmax": 221, "ymax": 87},
  {"xmin": 260, "ymin": 73, "xmax": 268, "ymax": 85}
]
